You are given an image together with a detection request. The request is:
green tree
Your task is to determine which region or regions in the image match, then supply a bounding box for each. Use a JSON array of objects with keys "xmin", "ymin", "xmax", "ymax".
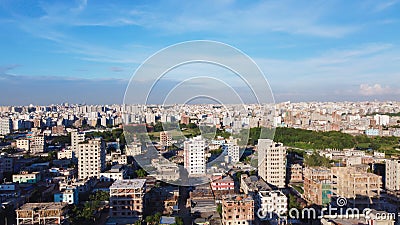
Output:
[{"xmin": 135, "ymin": 169, "xmax": 147, "ymax": 178}]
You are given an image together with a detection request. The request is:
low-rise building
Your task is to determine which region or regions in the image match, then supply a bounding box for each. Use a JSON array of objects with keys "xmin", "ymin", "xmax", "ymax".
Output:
[
  {"xmin": 287, "ymin": 163, "xmax": 303, "ymax": 183},
  {"xmin": 12, "ymin": 171, "xmax": 41, "ymax": 184},
  {"xmin": 100, "ymin": 164, "xmax": 126, "ymax": 182},
  {"xmin": 256, "ymin": 190, "xmax": 287, "ymax": 220},
  {"xmin": 54, "ymin": 188, "xmax": 78, "ymax": 204},
  {"xmin": 222, "ymin": 194, "xmax": 254, "ymax": 225},
  {"xmin": 109, "ymin": 179, "xmax": 146, "ymax": 218},
  {"xmin": 16, "ymin": 203, "xmax": 68, "ymax": 225}
]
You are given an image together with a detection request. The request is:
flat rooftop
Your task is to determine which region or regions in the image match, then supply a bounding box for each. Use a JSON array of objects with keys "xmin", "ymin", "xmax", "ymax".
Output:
[
  {"xmin": 110, "ymin": 179, "xmax": 146, "ymax": 189},
  {"xmin": 17, "ymin": 202, "xmax": 67, "ymax": 211}
]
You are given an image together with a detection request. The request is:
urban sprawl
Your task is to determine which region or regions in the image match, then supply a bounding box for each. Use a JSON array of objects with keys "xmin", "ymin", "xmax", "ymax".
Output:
[{"xmin": 1, "ymin": 101, "xmax": 400, "ymax": 225}]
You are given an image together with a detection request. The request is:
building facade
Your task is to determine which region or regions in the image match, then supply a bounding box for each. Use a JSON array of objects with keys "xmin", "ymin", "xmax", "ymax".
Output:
[
  {"xmin": 222, "ymin": 194, "xmax": 254, "ymax": 225},
  {"xmin": 184, "ymin": 137, "xmax": 206, "ymax": 175},
  {"xmin": 109, "ymin": 179, "xmax": 146, "ymax": 218},
  {"xmin": 78, "ymin": 138, "xmax": 106, "ymax": 180},
  {"xmin": 257, "ymin": 139, "xmax": 286, "ymax": 188},
  {"xmin": 386, "ymin": 159, "xmax": 400, "ymax": 191}
]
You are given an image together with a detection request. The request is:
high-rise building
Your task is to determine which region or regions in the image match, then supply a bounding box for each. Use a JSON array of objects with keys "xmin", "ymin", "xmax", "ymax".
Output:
[
  {"xmin": 257, "ymin": 139, "xmax": 286, "ymax": 188},
  {"xmin": 71, "ymin": 130, "xmax": 85, "ymax": 152},
  {"xmin": 225, "ymin": 143, "xmax": 240, "ymax": 163},
  {"xmin": 110, "ymin": 179, "xmax": 146, "ymax": 218},
  {"xmin": 386, "ymin": 159, "xmax": 400, "ymax": 191},
  {"xmin": 0, "ymin": 117, "xmax": 12, "ymax": 135},
  {"xmin": 78, "ymin": 138, "xmax": 106, "ymax": 180},
  {"xmin": 184, "ymin": 137, "xmax": 206, "ymax": 175}
]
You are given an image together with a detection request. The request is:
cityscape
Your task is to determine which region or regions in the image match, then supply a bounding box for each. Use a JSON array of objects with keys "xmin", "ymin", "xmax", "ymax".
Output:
[
  {"xmin": 1, "ymin": 1, "xmax": 400, "ymax": 225},
  {"xmin": 0, "ymin": 101, "xmax": 400, "ymax": 225}
]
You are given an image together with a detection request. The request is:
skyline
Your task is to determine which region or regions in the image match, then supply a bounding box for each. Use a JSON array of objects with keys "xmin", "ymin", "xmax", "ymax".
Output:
[{"xmin": 1, "ymin": 0, "xmax": 400, "ymax": 105}]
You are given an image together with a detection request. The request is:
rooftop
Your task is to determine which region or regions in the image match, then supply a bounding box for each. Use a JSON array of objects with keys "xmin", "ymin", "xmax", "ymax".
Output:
[
  {"xmin": 110, "ymin": 179, "xmax": 146, "ymax": 189},
  {"xmin": 17, "ymin": 202, "xmax": 67, "ymax": 211}
]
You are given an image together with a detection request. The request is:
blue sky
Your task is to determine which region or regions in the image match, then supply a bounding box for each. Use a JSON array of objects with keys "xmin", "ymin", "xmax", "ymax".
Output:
[{"xmin": 0, "ymin": 0, "xmax": 399, "ymax": 105}]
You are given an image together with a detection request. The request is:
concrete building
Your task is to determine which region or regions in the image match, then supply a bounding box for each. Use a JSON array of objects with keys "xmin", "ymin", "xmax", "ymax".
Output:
[
  {"xmin": 160, "ymin": 131, "xmax": 173, "ymax": 147},
  {"xmin": 224, "ymin": 143, "xmax": 240, "ymax": 163},
  {"xmin": 54, "ymin": 188, "xmax": 79, "ymax": 204},
  {"xmin": 12, "ymin": 171, "xmax": 41, "ymax": 184},
  {"xmin": 57, "ymin": 148, "xmax": 74, "ymax": 160},
  {"xmin": 16, "ymin": 203, "xmax": 68, "ymax": 225},
  {"xmin": 0, "ymin": 155, "xmax": 14, "ymax": 174},
  {"xmin": 256, "ymin": 190, "xmax": 288, "ymax": 220},
  {"xmin": 78, "ymin": 138, "xmax": 106, "ymax": 180},
  {"xmin": 222, "ymin": 194, "xmax": 254, "ymax": 225},
  {"xmin": 0, "ymin": 117, "xmax": 12, "ymax": 135},
  {"xmin": 184, "ymin": 137, "xmax": 206, "ymax": 176},
  {"xmin": 386, "ymin": 159, "xmax": 400, "ymax": 191},
  {"xmin": 257, "ymin": 139, "xmax": 286, "ymax": 188},
  {"xmin": 331, "ymin": 167, "xmax": 382, "ymax": 207},
  {"xmin": 29, "ymin": 135, "xmax": 44, "ymax": 154},
  {"xmin": 287, "ymin": 163, "xmax": 303, "ymax": 183},
  {"xmin": 240, "ymin": 174, "xmax": 272, "ymax": 195},
  {"xmin": 100, "ymin": 164, "xmax": 126, "ymax": 182},
  {"xmin": 303, "ymin": 167, "xmax": 332, "ymax": 206},
  {"xmin": 71, "ymin": 130, "xmax": 85, "ymax": 153},
  {"xmin": 126, "ymin": 142, "xmax": 142, "ymax": 156},
  {"xmin": 16, "ymin": 139, "xmax": 30, "ymax": 151},
  {"xmin": 109, "ymin": 179, "xmax": 146, "ymax": 218}
]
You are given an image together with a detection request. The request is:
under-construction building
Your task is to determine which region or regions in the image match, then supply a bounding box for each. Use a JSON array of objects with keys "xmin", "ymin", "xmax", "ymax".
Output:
[
  {"xmin": 16, "ymin": 202, "xmax": 68, "ymax": 225},
  {"xmin": 331, "ymin": 166, "xmax": 382, "ymax": 208},
  {"xmin": 303, "ymin": 167, "xmax": 332, "ymax": 206},
  {"xmin": 109, "ymin": 179, "xmax": 146, "ymax": 219}
]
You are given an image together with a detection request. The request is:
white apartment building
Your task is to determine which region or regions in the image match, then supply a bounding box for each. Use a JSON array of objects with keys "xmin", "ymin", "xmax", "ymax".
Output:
[
  {"xmin": 0, "ymin": 117, "xmax": 12, "ymax": 135},
  {"xmin": 256, "ymin": 190, "xmax": 288, "ymax": 220},
  {"xmin": 71, "ymin": 130, "xmax": 85, "ymax": 152},
  {"xmin": 184, "ymin": 137, "xmax": 206, "ymax": 176},
  {"xmin": 110, "ymin": 179, "xmax": 146, "ymax": 218},
  {"xmin": 224, "ymin": 143, "xmax": 240, "ymax": 163},
  {"xmin": 126, "ymin": 142, "xmax": 142, "ymax": 156},
  {"xmin": 30, "ymin": 135, "xmax": 44, "ymax": 154},
  {"xmin": 100, "ymin": 165, "xmax": 126, "ymax": 182},
  {"xmin": 57, "ymin": 148, "xmax": 74, "ymax": 160},
  {"xmin": 257, "ymin": 139, "xmax": 286, "ymax": 188},
  {"xmin": 386, "ymin": 159, "xmax": 400, "ymax": 191},
  {"xmin": 78, "ymin": 138, "xmax": 106, "ymax": 180},
  {"xmin": 16, "ymin": 139, "xmax": 30, "ymax": 151}
]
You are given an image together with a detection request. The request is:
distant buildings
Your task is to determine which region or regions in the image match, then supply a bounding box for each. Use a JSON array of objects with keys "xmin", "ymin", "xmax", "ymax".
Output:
[
  {"xmin": 184, "ymin": 137, "xmax": 206, "ymax": 176},
  {"xmin": 222, "ymin": 194, "xmax": 254, "ymax": 225},
  {"xmin": 257, "ymin": 139, "xmax": 286, "ymax": 188},
  {"xmin": 109, "ymin": 179, "xmax": 146, "ymax": 218},
  {"xmin": 78, "ymin": 138, "xmax": 106, "ymax": 180}
]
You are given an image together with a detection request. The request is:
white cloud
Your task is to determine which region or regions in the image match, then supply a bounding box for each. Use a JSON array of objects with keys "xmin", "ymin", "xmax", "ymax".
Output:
[{"xmin": 359, "ymin": 84, "xmax": 398, "ymax": 96}]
